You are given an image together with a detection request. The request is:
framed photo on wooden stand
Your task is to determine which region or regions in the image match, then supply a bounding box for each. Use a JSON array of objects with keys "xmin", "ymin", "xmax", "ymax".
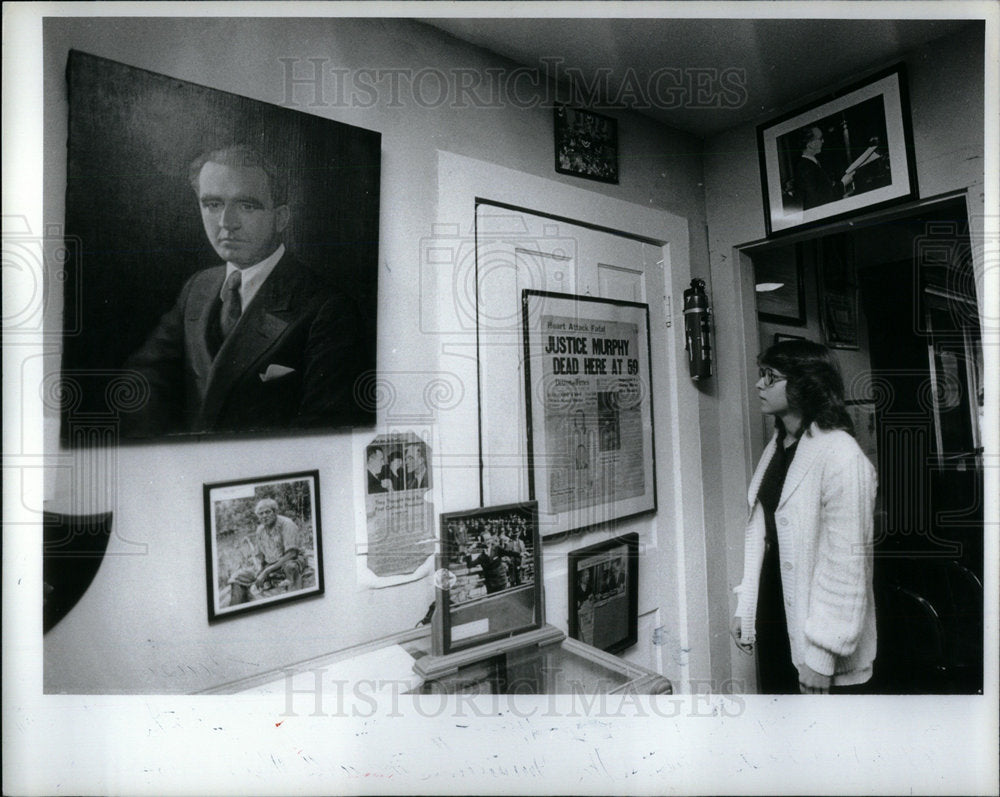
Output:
[
  {"xmin": 522, "ymin": 290, "xmax": 656, "ymax": 538},
  {"xmin": 568, "ymin": 533, "xmax": 639, "ymax": 653},
  {"xmin": 419, "ymin": 501, "xmax": 564, "ymax": 678}
]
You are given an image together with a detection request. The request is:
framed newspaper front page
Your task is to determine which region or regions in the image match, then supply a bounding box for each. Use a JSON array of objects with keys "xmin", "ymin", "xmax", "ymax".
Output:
[{"xmin": 522, "ymin": 291, "xmax": 657, "ymax": 538}]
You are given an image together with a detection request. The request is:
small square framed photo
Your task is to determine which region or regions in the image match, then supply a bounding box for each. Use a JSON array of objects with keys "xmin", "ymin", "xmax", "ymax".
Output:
[
  {"xmin": 203, "ymin": 471, "xmax": 323, "ymax": 622},
  {"xmin": 568, "ymin": 533, "xmax": 639, "ymax": 654},
  {"xmin": 757, "ymin": 64, "xmax": 917, "ymax": 236},
  {"xmin": 554, "ymin": 106, "xmax": 619, "ymax": 184},
  {"xmin": 434, "ymin": 501, "xmax": 542, "ymax": 655}
]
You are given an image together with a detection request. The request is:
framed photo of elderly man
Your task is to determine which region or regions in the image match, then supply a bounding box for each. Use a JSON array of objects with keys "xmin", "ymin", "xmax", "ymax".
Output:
[
  {"xmin": 59, "ymin": 51, "xmax": 380, "ymax": 443},
  {"xmin": 203, "ymin": 471, "xmax": 323, "ymax": 621},
  {"xmin": 756, "ymin": 64, "xmax": 917, "ymax": 236}
]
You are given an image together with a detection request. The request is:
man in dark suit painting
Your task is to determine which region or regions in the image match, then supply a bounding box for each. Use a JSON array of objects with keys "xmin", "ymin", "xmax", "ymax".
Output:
[{"xmin": 122, "ymin": 145, "xmax": 364, "ymax": 437}]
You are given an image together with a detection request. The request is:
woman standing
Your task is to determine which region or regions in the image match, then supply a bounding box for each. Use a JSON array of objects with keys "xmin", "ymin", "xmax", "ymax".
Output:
[{"xmin": 731, "ymin": 340, "xmax": 877, "ymax": 693}]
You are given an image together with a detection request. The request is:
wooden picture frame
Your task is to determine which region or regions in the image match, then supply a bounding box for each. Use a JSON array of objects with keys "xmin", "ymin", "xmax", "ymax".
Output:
[
  {"xmin": 203, "ymin": 470, "xmax": 323, "ymax": 622},
  {"xmin": 522, "ymin": 291, "xmax": 657, "ymax": 538},
  {"xmin": 568, "ymin": 533, "xmax": 639, "ymax": 653},
  {"xmin": 434, "ymin": 501, "xmax": 543, "ymax": 655},
  {"xmin": 554, "ymin": 105, "xmax": 619, "ymax": 184},
  {"xmin": 757, "ymin": 64, "xmax": 917, "ymax": 236}
]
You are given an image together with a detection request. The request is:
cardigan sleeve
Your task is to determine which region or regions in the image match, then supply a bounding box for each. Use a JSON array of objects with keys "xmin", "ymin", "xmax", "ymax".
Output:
[{"xmin": 802, "ymin": 438, "xmax": 877, "ymax": 675}]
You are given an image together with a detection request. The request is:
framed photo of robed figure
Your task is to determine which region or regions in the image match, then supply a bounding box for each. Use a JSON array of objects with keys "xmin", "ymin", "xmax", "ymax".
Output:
[
  {"xmin": 757, "ymin": 64, "xmax": 917, "ymax": 236},
  {"xmin": 59, "ymin": 50, "xmax": 381, "ymax": 443}
]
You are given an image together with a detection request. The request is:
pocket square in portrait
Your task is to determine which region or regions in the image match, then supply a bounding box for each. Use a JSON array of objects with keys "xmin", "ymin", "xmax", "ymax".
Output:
[{"xmin": 259, "ymin": 364, "xmax": 296, "ymax": 382}]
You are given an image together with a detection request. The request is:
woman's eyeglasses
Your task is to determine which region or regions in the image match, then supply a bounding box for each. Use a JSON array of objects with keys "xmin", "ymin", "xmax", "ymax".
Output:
[{"xmin": 758, "ymin": 367, "xmax": 788, "ymax": 387}]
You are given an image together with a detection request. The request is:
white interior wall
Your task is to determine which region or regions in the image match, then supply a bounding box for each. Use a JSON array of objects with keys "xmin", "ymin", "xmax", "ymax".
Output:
[
  {"xmin": 433, "ymin": 150, "xmax": 702, "ymax": 687},
  {"xmin": 41, "ymin": 17, "xmax": 712, "ymax": 693}
]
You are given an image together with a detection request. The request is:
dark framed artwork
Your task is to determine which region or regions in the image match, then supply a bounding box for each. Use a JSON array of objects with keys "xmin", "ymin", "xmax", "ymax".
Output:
[
  {"xmin": 434, "ymin": 501, "xmax": 542, "ymax": 655},
  {"xmin": 818, "ymin": 234, "xmax": 860, "ymax": 349},
  {"xmin": 755, "ymin": 249, "xmax": 807, "ymax": 326},
  {"xmin": 61, "ymin": 50, "xmax": 381, "ymax": 443},
  {"xmin": 757, "ymin": 64, "xmax": 917, "ymax": 236},
  {"xmin": 554, "ymin": 106, "xmax": 619, "ymax": 184},
  {"xmin": 845, "ymin": 399, "xmax": 878, "ymax": 468},
  {"xmin": 568, "ymin": 532, "xmax": 639, "ymax": 653},
  {"xmin": 203, "ymin": 470, "xmax": 323, "ymax": 622},
  {"xmin": 522, "ymin": 291, "xmax": 657, "ymax": 538}
]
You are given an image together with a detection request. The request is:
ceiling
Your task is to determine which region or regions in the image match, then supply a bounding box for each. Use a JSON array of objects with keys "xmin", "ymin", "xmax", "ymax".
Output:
[{"xmin": 423, "ymin": 17, "xmax": 976, "ymax": 138}]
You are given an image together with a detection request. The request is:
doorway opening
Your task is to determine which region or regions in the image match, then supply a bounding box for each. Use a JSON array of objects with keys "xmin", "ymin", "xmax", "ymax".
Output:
[{"xmin": 745, "ymin": 195, "xmax": 984, "ymax": 694}]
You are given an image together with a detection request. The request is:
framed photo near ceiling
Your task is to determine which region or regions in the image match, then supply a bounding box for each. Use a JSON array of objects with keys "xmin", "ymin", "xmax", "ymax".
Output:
[
  {"xmin": 61, "ymin": 50, "xmax": 381, "ymax": 443},
  {"xmin": 554, "ymin": 106, "xmax": 619, "ymax": 184},
  {"xmin": 522, "ymin": 290, "xmax": 656, "ymax": 538},
  {"xmin": 757, "ymin": 64, "xmax": 917, "ymax": 236},
  {"xmin": 755, "ymin": 249, "xmax": 806, "ymax": 325},
  {"xmin": 568, "ymin": 533, "xmax": 639, "ymax": 654},
  {"xmin": 434, "ymin": 501, "xmax": 542, "ymax": 655},
  {"xmin": 204, "ymin": 470, "xmax": 323, "ymax": 622}
]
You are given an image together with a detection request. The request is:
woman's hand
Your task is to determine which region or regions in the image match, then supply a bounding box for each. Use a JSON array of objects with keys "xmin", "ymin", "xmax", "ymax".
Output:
[
  {"xmin": 730, "ymin": 615, "xmax": 754, "ymax": 654},
  {"xmin": 798, "ymin": 664, "xmax": 832, "ymax": 694}
]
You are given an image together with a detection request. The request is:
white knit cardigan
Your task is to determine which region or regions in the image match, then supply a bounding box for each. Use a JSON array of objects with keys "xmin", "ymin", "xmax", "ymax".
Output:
[{"xmin": 734, "ymin": 424, "xmax": 878, "ymax": 685}]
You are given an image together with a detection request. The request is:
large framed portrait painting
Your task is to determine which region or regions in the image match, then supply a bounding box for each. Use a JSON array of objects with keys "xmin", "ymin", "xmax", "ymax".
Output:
[{"xmin": 59, "ymin": 51, "xmax": 381, "ymax": 443}]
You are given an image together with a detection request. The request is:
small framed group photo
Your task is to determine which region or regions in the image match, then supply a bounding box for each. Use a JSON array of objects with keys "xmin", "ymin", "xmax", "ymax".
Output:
[
  {"xmin": 434, "ymin": 502, "xmax": 542, "ymax": 655},
  {"xmin": 757, "ymin": 64, "xmax": 917, "ymax": 236},
  {"xmin": 568, "ymin": 533, "xmax": 639, "ymax": 653},
  {"xmin": 203, "ymin": 470, "xmax": 323, "ymax": 621},
  {"xmin": 554, "ymin": 105, "xmax": 619, "ymax": 184}
]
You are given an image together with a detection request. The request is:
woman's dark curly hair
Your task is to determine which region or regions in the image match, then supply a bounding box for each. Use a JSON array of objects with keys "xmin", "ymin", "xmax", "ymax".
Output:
[{"xmin": 759, "ymin": 339, "xmax": 854, "ymax": 436}]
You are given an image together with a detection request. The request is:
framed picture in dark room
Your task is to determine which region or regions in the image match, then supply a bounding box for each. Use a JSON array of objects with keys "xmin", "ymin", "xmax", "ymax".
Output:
[
  {"xmin": 568, "ymin": 533, "xmax": 639, "ymax": 653},
  {"xmin": 554, "ymin": 105, "xmax": 619, "ymax": 183},
  {"xmin": 434, "ymin": 501, "xmax": 543, "ymax": 655},
  {"xmin": 61, "ymin": 51, "xmax": 381, "ymax": 443},
  {"xmin": 755, "ymin": 249, "xmax": 807, "ymax": 326},
  {"xmin": 757, "ymin": 64, "xmax": 917, "ymax": 236},
  {"xmin": 818, "ymin": 234, "xmax": 860, "ymax": 349},
  {"xmin": 522, "ymin": 290, "xmax": 657, "ymax": 538},
  {"xmin": 204, "ymin": 471, "xmax": 323, "ymax": 621}
]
